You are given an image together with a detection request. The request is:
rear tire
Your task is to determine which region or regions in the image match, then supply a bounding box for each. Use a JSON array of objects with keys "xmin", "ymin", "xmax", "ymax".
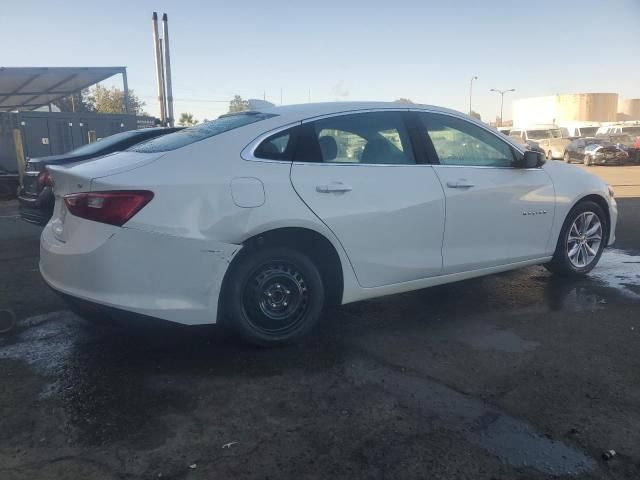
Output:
[
  {"xmin": 547, "ymin": 150, "xmax": 553, "ymax": 160},
  {"xmin": 223, "ymin": 247, "xmax": 325, "ymax": 346},
  {"xmin": 584, "ymin": 155, "xmax": 592, "ymax": 166},
  {"xmin": 563, "ymin": 152, "xmax": 571, "ymax": 163},
  {"xmin": 545, "ymin": 200, "xmax": 607, "ymax": 276}
]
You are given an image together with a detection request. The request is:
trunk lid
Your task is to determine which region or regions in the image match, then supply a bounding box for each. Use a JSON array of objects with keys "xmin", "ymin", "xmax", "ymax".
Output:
[{"xmin": 47, "ymin": 151, "xmax": 165, "ymax": 196}]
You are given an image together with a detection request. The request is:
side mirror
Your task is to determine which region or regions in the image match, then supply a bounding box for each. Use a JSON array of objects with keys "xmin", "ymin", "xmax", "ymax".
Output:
[{"xmin": 514, "ymin": 150, "xmax": 545, "ymax": 168}]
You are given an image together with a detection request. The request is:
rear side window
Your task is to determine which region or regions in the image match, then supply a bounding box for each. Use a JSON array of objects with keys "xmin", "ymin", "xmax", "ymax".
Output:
[
  {"xmin": 130, "ymin": 112, "xmax": 276, "ymax": 153},
  {"xmin": 294, "ymin": 111, "xmax": 415, "ymax": 165},
  {"xmin": 254, "ymin": 129, "xmax": 295, "ymax": 160}
]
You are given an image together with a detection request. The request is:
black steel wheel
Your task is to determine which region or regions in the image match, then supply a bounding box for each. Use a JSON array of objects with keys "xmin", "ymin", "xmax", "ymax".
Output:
[{"xmin": 224, "ymin": 247, "xmax": 324, "ymax": 346}]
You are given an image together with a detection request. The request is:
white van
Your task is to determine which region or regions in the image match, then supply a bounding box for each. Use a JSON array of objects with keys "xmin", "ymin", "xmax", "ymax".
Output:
[
  {"xmin": 509, "ymin": 125, "xmax": 571, "ymax": 160},
  {"xmin": 559, "ymin": 122, "xmax": 601, "ymax": 138}
]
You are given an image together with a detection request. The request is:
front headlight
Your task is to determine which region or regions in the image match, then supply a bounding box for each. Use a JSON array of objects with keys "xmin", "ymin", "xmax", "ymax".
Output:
[{"xmin": 608, "ymin": 185, "xmax": 615, "ymax": 198}]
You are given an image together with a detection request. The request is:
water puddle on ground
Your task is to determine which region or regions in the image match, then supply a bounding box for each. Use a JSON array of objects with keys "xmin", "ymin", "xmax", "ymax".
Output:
[
  {"xmin": 348, "ymin": 357, "xmax": 593, "ymax": 476},
  {"xmin": 591, "ymin": 249, "xmax": 640, "ymax": 300},
  {"xmin": 0, "ymin": 311, "xmax": 78, "ymax": 397},
  {"xmin": 454, "ymin": 323, "xmax": 540, "ymax": 353}
]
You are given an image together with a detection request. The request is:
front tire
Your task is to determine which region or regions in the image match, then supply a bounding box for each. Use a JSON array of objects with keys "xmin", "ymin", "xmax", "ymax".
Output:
[
  {"xmin": 584, "ymin": 155, "xmax": 592, "ymax": 166},
  {"xmin": 545, "ymin": 201, "xmax": 607, "ymax": 276},
  {"xmin": 223, "ymin": 247, "xmax": 325, "ymax": 346},
  {"xmin": 547, "ymin": 150, "xmax": 553, "ymax": 160},
  {"xmin": 563, "ymin": 152, "xmax": 571, "ymax": 163}
]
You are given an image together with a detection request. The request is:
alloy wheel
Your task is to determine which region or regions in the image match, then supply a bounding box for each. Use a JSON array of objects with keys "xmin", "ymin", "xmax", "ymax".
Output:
[{"xmin": 566, "ymin": 211, "xmax": 602, "ymax": 268}]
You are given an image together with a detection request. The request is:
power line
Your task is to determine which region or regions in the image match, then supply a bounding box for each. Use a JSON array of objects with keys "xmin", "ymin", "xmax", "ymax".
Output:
[{"xmin": 139, "ymin": 95, "xmax": 229, "ymax": 103}]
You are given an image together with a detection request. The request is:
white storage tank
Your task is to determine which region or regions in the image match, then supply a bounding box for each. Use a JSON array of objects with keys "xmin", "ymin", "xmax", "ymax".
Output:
[
  {"xmin": 513, "ymin": 93, "xmax": 618, "ymax": 126},
  {"xmin": 617, "ymin": 98, "xmax": 640, "ymax": 121}
]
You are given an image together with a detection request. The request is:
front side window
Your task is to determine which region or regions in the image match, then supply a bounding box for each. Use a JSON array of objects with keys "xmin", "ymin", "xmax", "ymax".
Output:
[
  {"xmin": 420, "ymin": 113, "xmax": 514, "ymax": 167},
  {"xmin": 294, "ymin": 112, "xmax": 415, "ymax": 165}
]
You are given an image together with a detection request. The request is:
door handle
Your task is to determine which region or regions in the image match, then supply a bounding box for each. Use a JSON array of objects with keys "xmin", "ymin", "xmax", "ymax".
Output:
[
  {"xmin": 316, "ymin": 183, "xmax": 353, "ymax": 193},
  {"xmin": 446, "ymin": 179, "xmax": 475, "ymax": 189}
]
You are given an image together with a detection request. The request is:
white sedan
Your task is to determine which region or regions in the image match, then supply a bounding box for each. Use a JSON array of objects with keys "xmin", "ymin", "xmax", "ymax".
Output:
[{"xmin": 41, "ymin": 102, "xmax": 617, "ymax": 345}]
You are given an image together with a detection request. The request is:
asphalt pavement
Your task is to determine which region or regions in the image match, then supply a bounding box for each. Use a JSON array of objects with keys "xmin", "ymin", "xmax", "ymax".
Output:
[{"xmin": 0, "ymin": 167, "xmax": 639, "ymax": 479}]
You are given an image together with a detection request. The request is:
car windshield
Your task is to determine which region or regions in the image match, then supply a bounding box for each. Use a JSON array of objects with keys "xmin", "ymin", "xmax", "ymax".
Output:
[
  {"xmin": 527, "ymin": 130, "xmax": 552, "ymax": 140},
  {"xmin": 129, "ymin": 112, "xmax": 276, "ymax": 153},
  {"xmin": 550, "ymin": 129, "xmax": 564, "ymax": 138},
  {"xmin": 67, "ymin": 130, "xmax": 147, "ymax": 156},
  {"xmin": 580, "ymin": 127, "xmax": 599, "ymax": 136}
]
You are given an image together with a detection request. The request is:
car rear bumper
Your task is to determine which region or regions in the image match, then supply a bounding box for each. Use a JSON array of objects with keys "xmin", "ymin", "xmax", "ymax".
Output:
[
  {"xmin": 592, "ymin": 157, "xmax": 626, "ymax": 165},
  {"xmin": 18, "ymin": 187, "xmax": 54, "ymax": 224},
  {"xmin": 40, "ymin": 221, "xmax": 241, "ymax": 325}
]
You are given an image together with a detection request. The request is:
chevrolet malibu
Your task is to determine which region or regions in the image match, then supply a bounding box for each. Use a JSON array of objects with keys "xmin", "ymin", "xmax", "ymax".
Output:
[{"xmin": 41, "ymin": 102, "xmax": 617, "ymax": 346}]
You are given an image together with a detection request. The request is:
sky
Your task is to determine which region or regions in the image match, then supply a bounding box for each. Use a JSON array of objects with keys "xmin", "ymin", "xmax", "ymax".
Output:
[{"xmin": 2, "ymin": 0, "xmax": 639, "ymax": 122}]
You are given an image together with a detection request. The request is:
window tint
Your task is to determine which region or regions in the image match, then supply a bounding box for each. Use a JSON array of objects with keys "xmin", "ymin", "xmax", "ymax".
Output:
[
  {"xmin": 130, "ymin": 112, "xmax": 276, "ymax": 153},
  {"xmin": 295, "ymin": 112, "xmax": 415, "ymax": 165},
  {"xmin": 255, "ymin": 130, "xmax": 293, "ymax": 160},
  {"xmin": 420, "ymin": 113, "xmax": 514, "ymax": 167}
]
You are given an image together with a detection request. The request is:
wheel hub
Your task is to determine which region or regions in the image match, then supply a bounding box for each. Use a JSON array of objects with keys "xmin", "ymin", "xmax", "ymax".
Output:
[
  {"xmin": 262, "ymin": 283, "xmax": 292, "ymax": 310},
  {"xmin": 567, "ymin": 211, "xmax": 602, "ymax": 268},
  {"xmin": 243, "ymin": 262, "xmax": 309, "ymax": 334}
]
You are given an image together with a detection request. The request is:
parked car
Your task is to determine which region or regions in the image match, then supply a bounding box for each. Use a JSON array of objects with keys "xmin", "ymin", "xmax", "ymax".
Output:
[
  {"xmin": 563, "ymin": 137, "xmax": 628, "ymax": 165},
  {"xmin": 509, "ymin": 125, "xmax": 571, "ymax": 160},
  {"xmin": 18, "ymin": 127, "xmax": 182, "ymax": 224},
  {"xmin": 582, "ymin": 143, "xmax": 628, "ymax": 166},
  {"xmin": 596, "ymin": 123, "xmax": 640, "ymax": 162},
  {"xmin": 40, "ymin": 103, "xmax": 617, "ymax": 346}
]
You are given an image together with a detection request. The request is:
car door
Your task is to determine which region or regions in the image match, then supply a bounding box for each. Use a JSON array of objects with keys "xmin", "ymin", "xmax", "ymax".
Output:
[
  {"xmin": 416, "ymin": 112, "xmax": 555, "ymax": 274},
  {"xmin": 289, "ymin": 110, "xmax": 445, "ymax": 288}
]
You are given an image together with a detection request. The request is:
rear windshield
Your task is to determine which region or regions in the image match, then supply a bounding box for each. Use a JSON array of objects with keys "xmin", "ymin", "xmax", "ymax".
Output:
[
  {"xmin": 129, "ymin": 112, "xmax": 276, "ymax": 153},
  {"xmin": 69, "ymin": 130, "xmax": 148, "ymax": 156}
]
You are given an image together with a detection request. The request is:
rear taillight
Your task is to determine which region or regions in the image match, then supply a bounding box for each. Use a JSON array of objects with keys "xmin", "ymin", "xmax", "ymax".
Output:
[
  {"xmin": 63, "ymin": 190, "xmax": 154, "ymax": 226},
  {"xmin": 38, "ymin": 170, "xmax": 53, "ymax": 187}
]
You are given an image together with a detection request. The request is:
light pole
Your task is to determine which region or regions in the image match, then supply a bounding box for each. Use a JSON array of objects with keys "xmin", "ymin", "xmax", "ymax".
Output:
[
  {"xmin": 489, "ymin": 88, "xmax": 515, "ymax": 127},
  {"xmin": 469, "ymin": 76, "xmax": 478, "ymax": 116}
]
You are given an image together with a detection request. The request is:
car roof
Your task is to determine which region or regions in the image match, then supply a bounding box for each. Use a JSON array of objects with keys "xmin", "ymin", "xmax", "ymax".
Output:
[{"xmin": 251, "ymin": 101, "xmax": 464, "ymax": 123}]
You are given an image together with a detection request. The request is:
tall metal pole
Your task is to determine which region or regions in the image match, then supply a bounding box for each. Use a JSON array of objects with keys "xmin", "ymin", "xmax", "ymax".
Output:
[
  {"xmin": 490, "ymin": 88, "xmax": 515, "ymax": 127},
  {"xmin": 469, "ymin": 76, "xmax": 477, "ymax": 115},
  {"xmin": 152, "ymin": 12, "xmax": 166, "ymax": 125},
  {"xmin": 162, "ymin": 13, "xmax": 174, "ymax": 127},
  {"xmin": 159, "ymin": 37, "xmax": 167, "ymax": 124},
  {"xmin": 122, "ymin": 68, "xmax": 130, "ymax": 114}
]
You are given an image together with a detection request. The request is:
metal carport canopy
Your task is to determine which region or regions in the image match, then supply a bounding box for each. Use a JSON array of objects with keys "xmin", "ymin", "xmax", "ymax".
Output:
[{"xmin": 0, "ymin": 67, "xmax": 126, "ymax": 111}]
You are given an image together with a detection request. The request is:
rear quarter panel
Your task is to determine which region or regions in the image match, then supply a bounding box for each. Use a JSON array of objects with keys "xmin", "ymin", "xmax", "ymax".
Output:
[{"xmin": 90, "ymin": 125, "xmax": 362, "ymax": 303}]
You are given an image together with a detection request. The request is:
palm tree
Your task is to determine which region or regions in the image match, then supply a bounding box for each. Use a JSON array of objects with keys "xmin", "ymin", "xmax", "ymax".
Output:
[{"xmin": 178, "ymin": 112, "xmax": 198, "ymax": 126}]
